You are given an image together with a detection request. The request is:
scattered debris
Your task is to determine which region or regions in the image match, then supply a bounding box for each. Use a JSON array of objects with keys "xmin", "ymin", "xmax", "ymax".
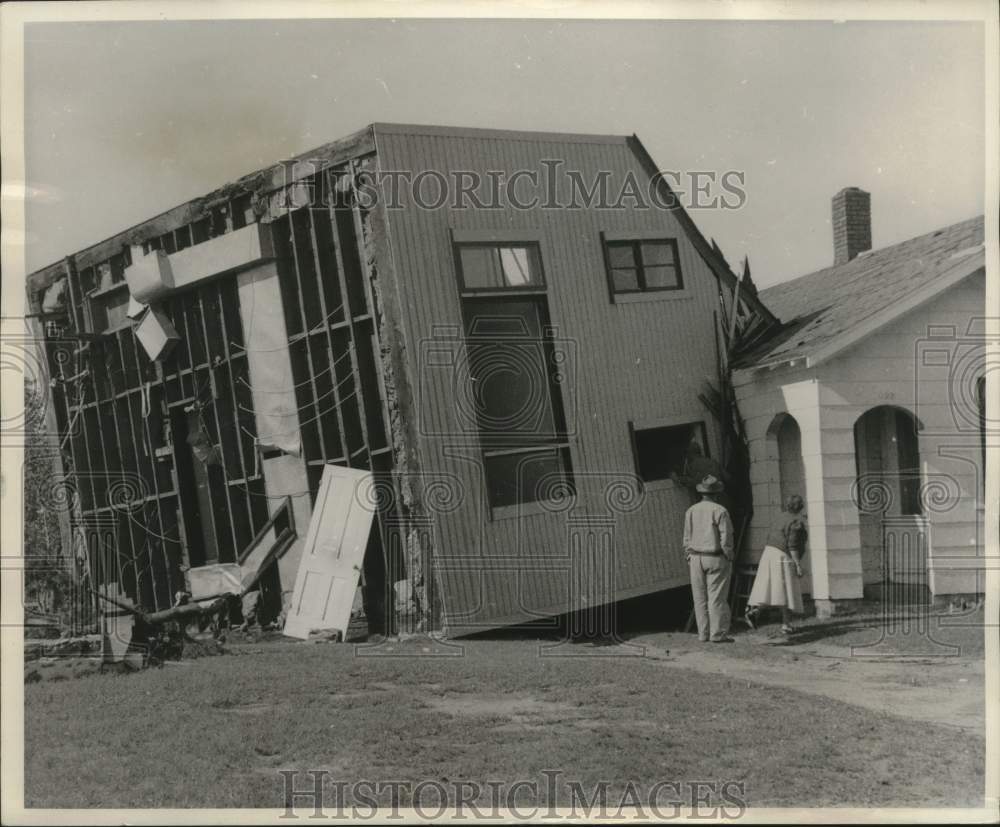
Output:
[{"xmin": 91, "ymin": 586, "xmax": 232, "ymax": 668}]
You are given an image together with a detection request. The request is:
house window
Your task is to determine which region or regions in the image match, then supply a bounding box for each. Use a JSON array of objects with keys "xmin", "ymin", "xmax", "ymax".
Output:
[
  {"xmin": 456, "ymin": 244, "xmax": 545, "ymax": 291},
  {"xmin": 630, "ymin": 421, "xmax": 708, "ymax": 484},
  {"xmin": 603, "ymin": 238, "xmax": 683, "ymax": 295},
  {"xmin": 454, "ymin": 240, "xmax": 572, "ymax": 510}
]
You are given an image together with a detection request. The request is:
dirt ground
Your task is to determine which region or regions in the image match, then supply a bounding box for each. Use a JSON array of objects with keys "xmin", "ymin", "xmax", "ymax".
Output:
[
  {"xmin": 634, "ymin": 605, "xmax": 987, "ymax": 732},
  {"xmin": 22, "ymin": 605, "xmax": 987, "ymax": 811}
]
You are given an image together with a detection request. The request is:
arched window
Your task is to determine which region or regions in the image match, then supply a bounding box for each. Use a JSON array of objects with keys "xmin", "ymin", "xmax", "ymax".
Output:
[{"xmin": 766, "ymin": 413, "xmax": 806, "ymax": 507}]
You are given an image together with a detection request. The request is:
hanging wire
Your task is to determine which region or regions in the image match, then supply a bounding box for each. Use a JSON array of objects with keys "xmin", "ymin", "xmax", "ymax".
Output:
[
  {"xmin": 229, "ymin": 480, "xmax": 315, "ymax": 500},
  {"xmin": 234, "ymin": 343, "xmax": 355, "ymax": 394},
  {"xmin": 241, "ymin": 388, "xmax": 361, "ymax": 438},
  {"xmin": 233, "ymin": 299, "xmax": 346, "ymax": 354},
  {"xmin": 119, "ymin": 501, "xmax": 181, "ymax": 543},
  {"xmin": 236, "ymin": 367, "xmax": 358, "ymax": 418}
]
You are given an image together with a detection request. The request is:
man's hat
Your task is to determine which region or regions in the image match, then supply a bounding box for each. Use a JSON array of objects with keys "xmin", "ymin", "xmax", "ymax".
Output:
[{"xmin": 696, "ymin": 475, "xmax": 724, "ymax": 493}]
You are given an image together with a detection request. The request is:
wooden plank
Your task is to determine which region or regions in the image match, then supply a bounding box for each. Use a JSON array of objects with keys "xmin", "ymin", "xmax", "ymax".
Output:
[{"xmin": 214, "ymin": 280, "xmax": 257, "ymax": 548}]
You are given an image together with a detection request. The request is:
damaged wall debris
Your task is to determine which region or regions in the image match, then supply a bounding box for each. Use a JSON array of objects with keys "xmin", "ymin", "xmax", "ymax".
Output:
[{"xmin": 30, "ymin": 126, "xmax": 423, "ymax": 638}]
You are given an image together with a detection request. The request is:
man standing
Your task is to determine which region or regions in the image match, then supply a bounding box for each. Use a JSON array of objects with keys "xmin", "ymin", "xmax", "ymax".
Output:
[{"xmin": 683, "ymin": 475, "xmax": 735, "ymax": 643}]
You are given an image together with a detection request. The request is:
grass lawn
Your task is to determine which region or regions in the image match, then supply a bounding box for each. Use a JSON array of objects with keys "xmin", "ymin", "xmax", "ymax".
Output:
[{"xmin": 24, "ymin": 635, "xmax": 984, "ymax": 810}]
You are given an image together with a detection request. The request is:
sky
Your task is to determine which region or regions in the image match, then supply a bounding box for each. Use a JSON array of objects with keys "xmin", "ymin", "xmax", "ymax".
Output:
[{"xmin": 23, "ymin": 17, "xmax": 985, "ymax": 288}]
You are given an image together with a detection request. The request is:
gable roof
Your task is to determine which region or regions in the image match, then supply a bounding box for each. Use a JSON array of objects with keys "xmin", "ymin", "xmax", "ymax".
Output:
[{"xmin": 736, "ymin": 215, "xmax": 985, "ymax": 371}]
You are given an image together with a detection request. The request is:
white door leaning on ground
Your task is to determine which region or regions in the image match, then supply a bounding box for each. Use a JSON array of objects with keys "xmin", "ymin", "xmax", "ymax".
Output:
[{"xmin": 282, "ymin": 464, "xmax": 376, "ymax": 640}]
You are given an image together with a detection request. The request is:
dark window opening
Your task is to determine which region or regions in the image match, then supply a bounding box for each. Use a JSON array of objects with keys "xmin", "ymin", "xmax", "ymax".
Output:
[
  {"xmin": 174, "ymin": 225, "xmax": 192, "ymax": 252},
  {"xmin": 110, "ymin": 253, "xmax": 127, "ymax": 283},
  {"xmin": 455, "ymin": 241, "xmax": 572, "ymax": 509},
  {"xmin": 631, "ymin": 421, "xmax": 708, "ymax": 483},
  {"xmin": 603, "ymin": 238, "xmax": 683, "ymax": 296},
  {"xmin": 79, "ymin": 266, "xmax": 97, "ymax": 295},
  {"xmin": 894, "ymin": 408, "xmax": 922, "ymax": 516},
  {"xmin": 210, "ymin": 208, "xmax": 228, "ymax": 238},
  {"xmin": 191, "ymin": 217, "xmax": 211, "ymax": 244},
  {"xmin": 231, "ymin": 194, "xmax": 253, "ymax": 230}
]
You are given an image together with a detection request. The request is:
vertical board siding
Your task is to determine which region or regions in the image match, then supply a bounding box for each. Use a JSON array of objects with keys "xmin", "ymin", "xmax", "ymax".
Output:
[{"xmin": 376, "ymin": 128, "xmax": 726, "ymax": 633}]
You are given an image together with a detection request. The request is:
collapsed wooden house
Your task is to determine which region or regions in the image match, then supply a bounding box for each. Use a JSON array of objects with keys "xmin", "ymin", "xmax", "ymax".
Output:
[{"xmin": 26, "ymin": 123, "xmax": 775, "ymax": 637}]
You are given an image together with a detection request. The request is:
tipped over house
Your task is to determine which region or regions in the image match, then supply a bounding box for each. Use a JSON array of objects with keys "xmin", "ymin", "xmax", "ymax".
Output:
[{"xmin": 26, "ymin": 123, "xmax": 773, "ymax": 637}]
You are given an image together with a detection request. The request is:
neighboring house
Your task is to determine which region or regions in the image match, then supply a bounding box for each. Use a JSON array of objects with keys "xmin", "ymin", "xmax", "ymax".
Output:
[
  {"xmin": 734, "ymin": 188, "xmax": 986, "ymax": 615},
  {"xmin": 26, "ymin": 123, "xmax": 773, "ymax": 636}
]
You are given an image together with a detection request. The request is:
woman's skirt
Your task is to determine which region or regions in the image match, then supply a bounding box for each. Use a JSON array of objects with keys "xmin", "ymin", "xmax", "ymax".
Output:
[{"xmin": 748, "ymin": 545, "xmax": 804, "ymax": 612}]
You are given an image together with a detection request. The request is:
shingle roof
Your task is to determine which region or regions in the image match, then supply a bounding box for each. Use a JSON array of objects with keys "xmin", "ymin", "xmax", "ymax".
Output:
[{"xmin": 736, "ymin": 215, "xmax": 985, "ymax": 369}]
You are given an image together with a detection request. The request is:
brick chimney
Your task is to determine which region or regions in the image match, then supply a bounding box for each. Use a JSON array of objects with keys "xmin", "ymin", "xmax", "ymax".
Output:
[{"xmin": 832, "ymin": 187, "xmax": 872, "ymax": 265}]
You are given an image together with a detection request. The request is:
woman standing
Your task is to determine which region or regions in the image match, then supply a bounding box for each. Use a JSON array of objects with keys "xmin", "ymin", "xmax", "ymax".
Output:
[{"xmin": 743, "ymin": 495, "xmax": 808, "ymax": 634}]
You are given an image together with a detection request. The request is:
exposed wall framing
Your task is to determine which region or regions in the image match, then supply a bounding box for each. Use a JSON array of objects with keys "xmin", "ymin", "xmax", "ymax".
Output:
[
  {"xmin": 268, "ymin": 161, "xmax": 416, "ymax": 632},
  {"xmin": 46, "ymin": 261, "xmax": 271, "ymax": 614},
  {"xmin": 32, "ymin": 126, "xmax": 427, "ymax": 632}
]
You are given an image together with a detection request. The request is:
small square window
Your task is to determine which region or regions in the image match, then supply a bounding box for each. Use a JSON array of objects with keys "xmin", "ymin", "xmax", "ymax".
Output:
[
  {"xmin": 604, "ymin": 238, "xmax": 683, "ymax": 296},
  {"xmin": 631, "ymin": 421, "xmax": 707, "ymax": 483}
]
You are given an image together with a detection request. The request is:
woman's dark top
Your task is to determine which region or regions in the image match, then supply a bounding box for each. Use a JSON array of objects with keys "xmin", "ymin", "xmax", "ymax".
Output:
[{"xmin": 765, "ymin": 511, "xmax": 808, "ymax": 555}]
